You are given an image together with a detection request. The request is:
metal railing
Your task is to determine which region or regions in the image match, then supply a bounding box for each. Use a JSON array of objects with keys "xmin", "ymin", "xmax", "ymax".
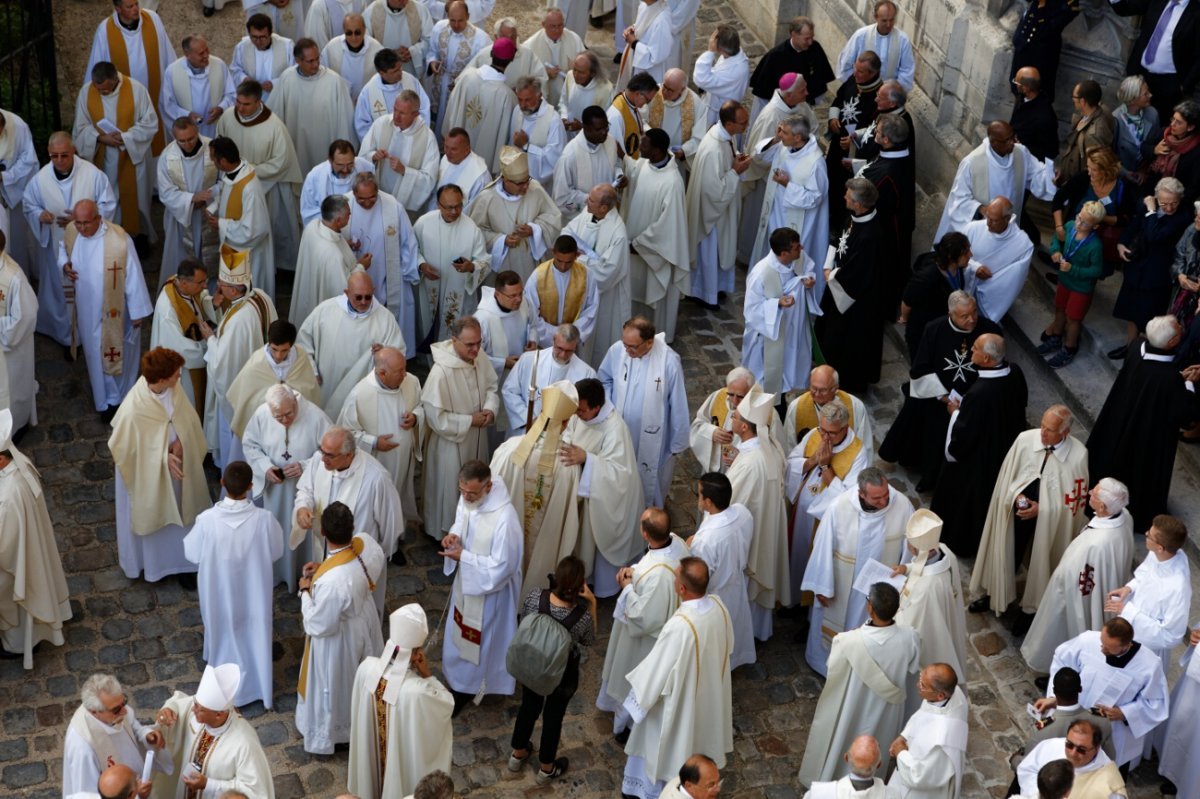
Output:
[{"xmin": 0, "ymin": 0, "xmax": 61, "ymax": 162}]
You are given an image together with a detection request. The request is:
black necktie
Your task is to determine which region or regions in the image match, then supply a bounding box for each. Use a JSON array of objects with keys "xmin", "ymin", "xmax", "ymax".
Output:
[{"xmin": 1040, "ymin": 445, "xmax": 1055, "ymax": 473}]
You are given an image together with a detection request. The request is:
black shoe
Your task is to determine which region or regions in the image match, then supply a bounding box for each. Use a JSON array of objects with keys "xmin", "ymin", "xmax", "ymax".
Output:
[
  {"xmin": 390, "ymin": 548, "xmax": 407, "ymax": 566},
  {"xmin": 613, "ymin": 52, "xmax": 623, "ymax": 64},
  {"xmin": 202, "ymin": 5, "xmax": 215, "ymax": 15},
  {"xmin": 1011, "ymin": 612, "xmax": 1033, "ymax": 637},
  {"xmin": 133, "ymin": 234, "xmax": 151, "ymax": 259},
  {"xmin": 177, "ymin": 572, "xmax": 198, "ymax": 591},
  {"xmin": 64, "ymin": 345, "xmax": 76, "ymax": 362},
  {"xmin": 272, "ymin": 641, "xmax": 285, "ymax": 662},
  {"xmin": 450, "ymin": 689, "xmax": 474, "ymax": 718},
  {"xmin": 1107, "ymin": 344, "xmax": 1128, "ymax": 360},
  {"xmin": 968, "ymin": 595, "xmax": 991, "ymax": 614},
  {"xmin": 1043, "ymin": 270, "xmax": 1058, "ymax": 285},
  {"xmin": 1035, "ymin": 335, "xmax": 1062, "ymax": 354},
  {"xmin": 1160, "ymin": 780, "xmax": 1178, "ymax": 795},
  {"xmin": 1034, "ymin": 675, "xmax": 1049, "ymax": 691},
  {"xmin": 614, "ymin": 727, "xmax": 630, "ymax": 745},
  {"xmin": 0, "ymin": 644, "xmax": 22, "ymax": 660},
  {"xmin": 100, "ymin": 405, "xmax": 118, "ymax": 424}
]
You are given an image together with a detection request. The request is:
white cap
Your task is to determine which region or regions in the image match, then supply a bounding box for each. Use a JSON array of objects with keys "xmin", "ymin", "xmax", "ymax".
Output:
[
  {"xmin": 195, "ymin": 663, "xmax": 242, "ymax": 711},
  {"xmin": 905, "ymin": 509, "xmax": 943, "ymax": 551},
  {"xmin": 739, "ymin": 387, "xmax": 776, "ymax": 427},
  {"xmin": 388, "ymin": 603, "xmax": 429, "ymax": 649}
]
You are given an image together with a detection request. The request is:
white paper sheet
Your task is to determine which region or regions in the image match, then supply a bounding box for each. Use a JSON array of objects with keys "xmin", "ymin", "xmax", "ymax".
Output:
[{"xmin": 851, "ymin": 558, "xmax": 907, "ymax": 596}]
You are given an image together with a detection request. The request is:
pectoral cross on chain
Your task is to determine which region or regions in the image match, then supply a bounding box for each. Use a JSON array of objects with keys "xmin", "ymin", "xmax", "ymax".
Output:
[
  {"xmin": 655, "ymin": 376, "xmax": 662, "ymax": 392},
  {"xmin": 107, "ymin": 259, "xmax": 123, "ymax": 290}
]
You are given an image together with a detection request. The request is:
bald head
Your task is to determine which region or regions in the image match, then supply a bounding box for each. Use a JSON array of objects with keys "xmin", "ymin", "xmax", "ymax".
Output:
[
  {"xmin": 982, "ymin": 196, "xmax": 1013, "ymax": 233},
  {"xmin": 845, "ymin": 735, "xmax": 882, "ymax": 779},
  {"xmin": 346, "ymin": 271, "xmax": 375, "ymax": 312},
  {"xmin": 73, "ymin": 199, "xmax": 100, "ymax": 221},
  {"xmin": 986, "ymin": 120, "xmax": 1016, "ymax": 157},
  {"xmin": 661, "ymin": 68, "xmax": 688, "ymax": 102},
  {"xmin": 98, "ymin": 764, "xmax": 137, "ymax": 799}
]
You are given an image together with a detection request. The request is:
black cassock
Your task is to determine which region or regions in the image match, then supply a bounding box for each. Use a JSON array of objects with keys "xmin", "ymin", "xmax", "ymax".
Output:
[
  {"xmin": 931, "ymin": 363, "xmax": 1028, "ymax": 558},
  {"xmin": 860, "ymin": 151, "xmax": 916, "ymax": 317},
  {"xmin": 826, "ymin": 79, "xmax": 879, "ymax": 230},
  {"xmin": 748, "ymin": 38, "xmax": 836, "ymax": 107},
  {"xmin": 817, "ymin": 211, "xmax": 885, "ymax": 392},
  {"xmin": 1087, "ymin": 342, "xmax": 1198, "ymax": 529},
  {"xmin": 879, "ymin": 315, "xmax": 1003, "ymax": 490}
]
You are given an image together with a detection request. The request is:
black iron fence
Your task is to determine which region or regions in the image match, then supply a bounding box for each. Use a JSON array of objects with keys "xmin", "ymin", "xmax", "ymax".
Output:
[{"xmin": 0, "ymin": 0, "xmax": 61, "ymax": 162}]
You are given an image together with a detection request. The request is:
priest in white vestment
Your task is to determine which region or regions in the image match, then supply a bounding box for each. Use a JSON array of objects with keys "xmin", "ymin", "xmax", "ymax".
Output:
[
  {"xmin": 63, "ymin": 674, "xmax": 172, "ymax": 797},
  {"xmin": 415, "ymin": 184, "xmax": 491, "ymax": 346},
  {"xmin": 421, "ymin": 317, "xmax": 500, "ymax": 538},
  {"xmin": 183, "ymin": 461, "xmax": 284, "ymax": 709},
  {"xmin": 291, "ymin": 195, "xmax": 367, "ymax": 327},
  {"xmin": 338, "ymin": 347, "xmax": 425, "ymax": 523},
  {"xmin": 360, "ymin": 91, "xmax": 439, "ymax": 213},
  {"xmin": 962, "ymin": 198, "xmax": 1036, "ymax": 323},
  {"xmin": 270, "ymin": 42, "xmax": 358, "ymax": 175},
  {"xmin": 348, "ymin": 603, "xmax": 454, "ymax": 798},
  {"xmin": 552, "ymin": 108, "xmax": 625, "ymax": 217},
  {"xmin": 299, "ymin": 140, "xmax": 373, "ymax": 225},
  {"xmin": 598, "ymin": 316, "xmax": 689, "ymax": 506},
  {"xmin": 296, "ymin": 502, "xmax": 387, "ymax": 753},
  {"xmin": 501, "ymin": 325, "xmax": 596, "ymax": 437},
  {"xmin": 742, "ymin": 226, "xmax": 819, "ymax": 395},
  {"xmin": 564, "ymin": 186, "xmax": 630, "ymax": 367},
  {"xmin": 524, "ymin": 237, "xmax": 600, "ymax": 348},
  {"xmin": 893, "ymin": 511, "xmax": 968, "ymax": 681},
  {"xmin": 229, "ymin": 20, "xmax": 293, "ymax": 104},
  {"xmin": 354, "ymin": 50, "xmax": 433, "ymax": 140},
  {"xmin": 205, "ymin": 247, "xmax": 279, "ymax": 465},
  {"xmin": 159, "ymin": 37, "xmax": 236, "ymax": 139},
  {"xmin": 441, "ymin": 44, "xmax": 518, "ymax": 174},
  {"xmin": 465, "ymin": 19, "xmax": 549, "ymax": 88},
  {"xmin": 749, "ymin": 116, "xmax": 829, "ymax": 277},
  {"xmin": 783, "ymin": 365, "xmax": 875, "ymax": 452},
  {"xmin": 559, "ymin": 53, "xmax": 615, "ymax": 136},
  {"xmin": 423, "ymin": 2, "xmax": 492, "ymax": 132},
  {"xmin": 645, "ymin": 71, "xmax": 702, "ymax": 180},
  {"xmin": 616, "ymin": 0, "xmax": 673, "ymax": 88},
  {"xmin": 1017, "ymin": 724, "xmax": 1127, "ymax": 799},
  {"xmin": 1021, "ymin": 479, "xmax": 1135, "ymax": 673},
  {"xmin": 622, "ymin": 129, "xmax": 689, "ymax": 342},
  {"xmin": 440, "ymin": 461, "xmax": 523, "ymax": 712},
  {"xmin": 786, "ymin": 398, "xmax": 871, "ymax": 604},
  {"xmin": 510, "ymin": 77, "xmax": 568, "ymax": 191},
  {"xmin": 468, "ymin": 147, "xmax": 563, "ymax": 282},
  {"xmin": 224, "ymin": 319, "xmax": 322, "ymax": 448},
  {"xmin": 109, "ymin": 348, "xmax": 212, "ymax": 584},
  {"xmin": 971, "ymin": 406, "xmax": 1089, "ymax": 632},
  {"xmin": 1038, "ymin": 619, "xmax": 1169, "ymax": 766},
  {"xmin": 364, "ymin": 0, "xmax": 433, "ymax": 80},
  {"xmin": 489, "ymin": 381, "xmax": 584, "ymax": 595},
  {"xmin": 430, "ymin": 129, "xmax": 492, "ymax": 210},
  {"xmin": 836, "ymin": 5, "xmax": 915, "ymax": 88},
  {"xmin": 727, "ymin": 389, "xmax": 792, "ymax": 641},
  {"xmin": 596, "ymin": 507, "xmax": 688, "ymax": 732},
  {"xmin": 685, "ymin": 102, "xmax": 751, "ymax": 306},
  {"xmin": 1103, "ymin": 515, "xmax": 1192, "ymax": 667},
  {"xmin": 205, "ymin": 137, "xmax": 275, "ymax": 298},
  {"xmin": 0, "ymin": 240, "xmax": 38, "ymax": 431},
  {"xmin": 305, "ymin": 0, "xmax": 368, "ymax": 50},
  {"xmin": 798, "ymin": 583, "xmax": 920, "ymax": 785},
  {"xmin": 1157, "ymin": 625, "xmax": 1200, "ymax": 796},
  {"xmin": 73, "ymin": 66, "xmax": 159, "ymax": 241},
  {"xmin": 802, "ymin": 735, "xmax": 887, "ymax": 799},
  {"xmin": 689, "ymin": 367, "xmax": 784, "ymax": 474},
  {"xmin": 244, "ymin": 0, "xmax": 306, "ymax": 42},
  {"xmin": 59, "ymin": 203, "xmax": 153, "ymax": 413},
  {"xmin": 688, "ymin": 474, "xmax": 756, "ymax": 668},
  {"xmin": 0, "ymin": 409, "xmax": 70, "ymax": 669},
  {"xmin": 22, "ymin": 136, "xmax": 114, "ymax": 347},
  {"xmin": 474, "ymin": 277, "xmax": 535, "ymax": 433},
  {"xmin": 561, "ymin": 377, "xmax": 645, "ymax": 596},
  {"xmin": 321, "ymin": 16, "xmax": 385, "ymax": 103},
  {"xmin": 153, "ymin": 665, "xmax": 275, "ymax": 799},
  {"xmin": 523, "ymin": 10, "xmax": 583, "ymax": 108},
  {"xmin": 0, "ymin": 110, "xmax": 40, "ymax": 271},
  {"xmin": 214, "ymin": 83, "xmax": 301, "ymax": 273},
  {"xmin": 692, "ymin": 28, "xmax": 751, "ymax": 127},
  {"xmin": 346, "ymin": 173, "xmax": 420, "ymax": 355},
  {"xmin": 155, "ymin": 120, "xmax": 216, "ymax": 287},
  {"xmin": 298, "ymin": 273, "xmax": 407, "ymax": 416},
  {"xmin": 934, "ymin": 121, "xmax": 1055, "ymax": 241},
  {"xmin": 802, "ymin": 468, "xmax": 914, "ymax": 676},
  {"xmin": 242, "ymin": 385, "xmax": 332, "ymax": 590},
  {"xmin": 621, "ymin": 557, "xmax": 734, "ymax": 799},
  {"xmin": 888, "ymin": 663, "xmax": 970, "ymax": 799}
]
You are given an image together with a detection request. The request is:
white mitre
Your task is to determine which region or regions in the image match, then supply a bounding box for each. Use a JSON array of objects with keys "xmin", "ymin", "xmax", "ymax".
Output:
[
  {"xmin": 905, "ymin": 508, "xmax": 944, "ymax": 575},
  {"xmin": 196, "ymin": 663, "xmax": 242, "ymax": 711},
  {"xmin": 375, "ymin": 602, "xmax": 429, "ymax": 704},
  {"xmin": 738, "ymin": 387, "xmax": 776, "ymax": 427}
]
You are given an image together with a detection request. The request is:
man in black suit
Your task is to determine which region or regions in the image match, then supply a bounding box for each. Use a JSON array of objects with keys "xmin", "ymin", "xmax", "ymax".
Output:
[
  {"xmin": 1010, "ymin": 67, "xmax": 1060, "ymax": 162},
  {"xmin": 1112, "ymin": 0, "xmax": 1200, "ymax": 121}
]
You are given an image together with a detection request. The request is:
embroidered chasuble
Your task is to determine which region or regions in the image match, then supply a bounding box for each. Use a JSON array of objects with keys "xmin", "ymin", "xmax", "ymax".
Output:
[{"xmin": 65, "ymin": 222, "xmax": 127, "ymax": 375}]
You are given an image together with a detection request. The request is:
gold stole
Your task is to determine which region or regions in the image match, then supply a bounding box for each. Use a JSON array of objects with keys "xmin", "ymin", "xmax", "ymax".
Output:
[
  {"xmin": 373, "ymin": 677, "xmax": 391, "ymax": 782},
  {"xmin": 647, "ymin": 92, "xmax": 694, "ymax": 144},
  {"xmin": 298, "ymin": 537, "xmax": 374, "ymax": 697},
  {"xmin": 370, "ymin": 0, "xmax": 424, "ymax": 47},
  {"xmin": 105, "ymin": 12, "xmax": 165, "ymax": 154},
  {"xmin": 801, "ymin": 430, "xmax": 863, "ymax": 482},
  {"xmin": 611, "ymin": 93, "xmax": 641, "ymax": 159},
  {"xmin": 164, "ymin": 277, "xmax": 208, "ymax": 413},
  {"xmin": 185, "ymin": 725, "xmax": 221, "ymax": 799},
  {"xmin": 218, "ymin": 291, "xmax": 271, "ymax": 337},
  {"xmin": 87, "ymin": 77, "xmax": 141, "ymax": 237},
  {"xmin": 535, "ymin": 261, "xmax": 587, "ymax": 325},
  {"xmin": 794, "ymin": 390, "xmax": 856, "ymax": 435},
  {"xmin": 65, "ymin": 222, "xmax": 128, "ymax": 376},
  {"xmin": 221, "ymin": 170, "xmax": 255, "ymax": 221}
]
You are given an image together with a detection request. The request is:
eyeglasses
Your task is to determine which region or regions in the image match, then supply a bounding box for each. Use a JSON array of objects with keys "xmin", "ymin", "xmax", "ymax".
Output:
[
  {"xmin": 102, "ymin": 699, "xmax": 128, "ymax": 715},
  {"xmin": 350, "ymin": 293, "xmax": 374, "ymax": 301},
  {"xmin": 319, "ymin": 448, "xmax": 346, "ymax": 458},
  {"xmin": 438, "ymin": 202, "xmax": 464, "ymax": 212},
  {"xmin": 1063, "ymin": 740, "xmax": 1094, "ymax": 754},
  {"xmin": 346, "ymin": 29, "xmax": 364, "ymax": 35}
]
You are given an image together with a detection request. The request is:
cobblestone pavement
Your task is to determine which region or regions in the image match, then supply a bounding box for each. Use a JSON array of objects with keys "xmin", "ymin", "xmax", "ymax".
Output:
[{"xmin": 9, "ymin": 1, "xmax": 1189, "ymax": 797}]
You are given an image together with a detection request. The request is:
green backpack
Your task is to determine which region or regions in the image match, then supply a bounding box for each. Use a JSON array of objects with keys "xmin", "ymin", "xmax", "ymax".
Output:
[{"xmin": 505, "ymin": 590, "xmax": 586, "ymax": 696}]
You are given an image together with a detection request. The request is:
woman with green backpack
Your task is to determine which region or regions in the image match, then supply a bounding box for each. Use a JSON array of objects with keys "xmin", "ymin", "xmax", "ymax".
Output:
[{"xmin": 507, "ymin": 556, "xmax": 597, "ymax": 784}]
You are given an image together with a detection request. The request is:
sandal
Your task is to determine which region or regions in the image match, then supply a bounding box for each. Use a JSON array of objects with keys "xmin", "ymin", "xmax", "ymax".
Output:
[{"xmin": 535, "ymin": 757, "xmax": 569, "ymax": 785}]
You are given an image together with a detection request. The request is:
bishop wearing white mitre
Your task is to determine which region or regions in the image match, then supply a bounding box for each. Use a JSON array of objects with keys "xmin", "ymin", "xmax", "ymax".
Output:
[{"xmin": 894, "ymin": 510, "xmax": 969, "ymax": 680}]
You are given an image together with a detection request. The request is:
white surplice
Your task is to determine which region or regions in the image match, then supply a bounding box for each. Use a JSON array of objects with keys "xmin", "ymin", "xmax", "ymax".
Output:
[
  {"xmin": 413, "ymin": 209, "xmax": 490, "ymax": 345},
  {"xmin": 500, "ymin": 347, "xmax": 596, "ymax": 437},
  {"xmin": 183, "ymin": 497, "xmax": 284, "ymax": 708},
  {"xmin": 685, "ymin": 122, "xmax": 740, "ymax": 305},
  {"xmin": 346, "ymin": 190, "xmax": 420, "ymax": 355},
  {"xmin": 429, "ymin": 151, "xmax": 491, "ymax": 211},
  {"xmin": 270, "ymin": 66, "xmax": 358, "ymax": 174},
  {"xmin": 0, "ymin": 256, "xmax": 38, "ymax": 430},
  {"xmin": 963, "ymin": 219, "xmax": 1035, "ymax": 323},
  {"xmin": 63, "ymin": 706, "xmax": 174, "ymax": 798},
  {"xmin": 688, "ymin": 504, "xmax": 756, "ymax": 668},
  {"xmin": 299, "ymin": 156, "xmax": 374, "ymax": 226},
  {"xmin": 298, "ymin": 295, "xmax": 406, "ymax": 415},
  {"xmin": 622, "ymin": 156, "xmax": 688, "ymax": 341},
  {"xmin": 895, "ymin": 545, "xmax": 969, "ymax": 681},
  {"xmin": 1118, "ymin": 549, "xmax": 1191, "ymax": 666},
  {"xmin": 934, "ymin": 143, "xmax": 1055, "ymax": 241},
  {"xmin": 155, "ymin": 136, "xmax": 217, "ymax": 286},
  {"xmin": 563, "ymin": 208, "xmax": 630, "ymax": 367},
  {"xmin": 296, "ymin": 533, "xmax": 387, "ymax": 754},
  {"xmin": 888, "ymin": 687, "xmax": 970, "ymax": 799},
  {"xmin": 742, "ymin": 250, "xmax": 819, "ymax": 394},
  {"xmin": 691, "ymin": 50, "xmax": 750, "ymax": 127}
]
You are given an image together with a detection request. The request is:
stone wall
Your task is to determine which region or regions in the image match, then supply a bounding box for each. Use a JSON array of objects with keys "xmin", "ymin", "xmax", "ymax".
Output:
[{"xmin": 737, "ymin": 0, "xmax": 1143, "ymax": 234}]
